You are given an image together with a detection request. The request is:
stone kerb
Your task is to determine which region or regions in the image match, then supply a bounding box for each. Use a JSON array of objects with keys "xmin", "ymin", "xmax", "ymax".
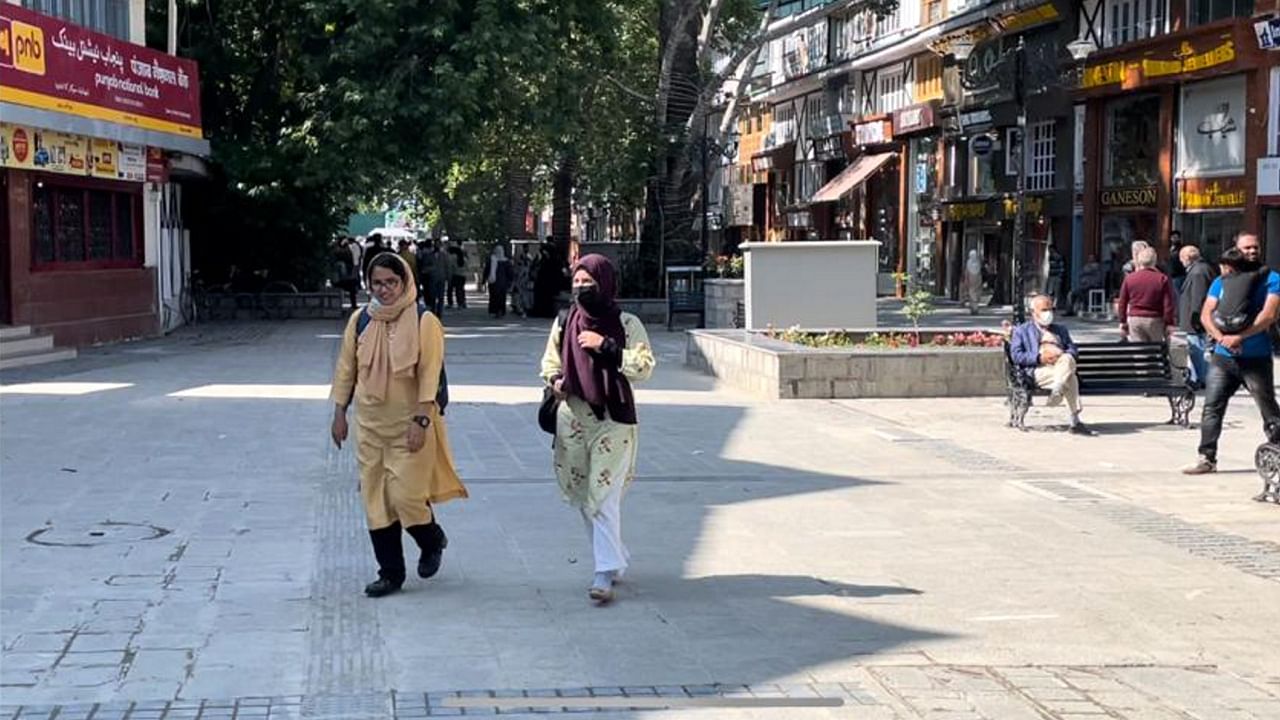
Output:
[{"xmin": 686, "ymin": 328, "xmax": 1005, "ymax": 399}]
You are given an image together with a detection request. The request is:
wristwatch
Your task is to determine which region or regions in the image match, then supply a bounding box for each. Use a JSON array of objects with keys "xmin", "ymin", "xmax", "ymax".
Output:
[{"xmin": 411, "ymin": 415, "xmax": 430, "ymax": 429}]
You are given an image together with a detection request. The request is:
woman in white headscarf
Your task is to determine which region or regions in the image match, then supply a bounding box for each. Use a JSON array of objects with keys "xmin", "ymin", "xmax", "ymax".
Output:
[
  {"xmin": 485, "ymin": 244, "xmax": 514, "ymax": 319},
  {"xmin": 964, "ymin": 249, "xmax": 983, "ymax": 315}
]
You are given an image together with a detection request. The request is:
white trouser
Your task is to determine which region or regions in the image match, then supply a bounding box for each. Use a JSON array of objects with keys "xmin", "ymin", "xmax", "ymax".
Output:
[{"xmin": 581, "ymin": 484, "xmax": 629, "ymax": 575}]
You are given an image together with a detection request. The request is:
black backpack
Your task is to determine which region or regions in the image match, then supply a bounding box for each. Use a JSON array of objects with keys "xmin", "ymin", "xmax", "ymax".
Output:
[
  {"xmin": 1213, "ymin": 270, "xmax": 1267, "ymax": 334},
  {"xmin": 355, "ymin": 304, "xmax": 449, "ymax": 413}
]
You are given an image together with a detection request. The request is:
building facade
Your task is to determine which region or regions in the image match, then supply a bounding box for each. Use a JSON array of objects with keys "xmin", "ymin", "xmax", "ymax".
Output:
[
  {"xmin": 1, "ymin": 0, "xmax": 207, "ymax": 347},
  {"xmin": 726, "ymin": 0, "xmax": 1278, "ymax": 304}
]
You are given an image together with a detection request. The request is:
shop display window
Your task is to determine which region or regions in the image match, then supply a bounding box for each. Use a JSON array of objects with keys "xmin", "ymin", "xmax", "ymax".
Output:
[
  {"xmin": 1178, "ymin": 212, "xmax": 1244, "ymax": 264},
  {"xmin": 1105, "ymin": 95, "xmax": 1161, "ymax": 187}
]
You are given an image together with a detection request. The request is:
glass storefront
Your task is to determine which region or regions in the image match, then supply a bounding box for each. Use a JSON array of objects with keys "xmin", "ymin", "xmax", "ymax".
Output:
[
  {"xmin": 1176, "ymin": 212, "xmax": 1244, "ymax": 264},
  {"xmin": 1100, "ymin": 212, "xmax": 1158, "ymax": 293},
  {"xmin": 907, "ymin": 136, "xmax": 940, "ymax": 288},
  {"xmin": 1105, "ymin": 95, "xmax": 1161, "ymax": 187}
]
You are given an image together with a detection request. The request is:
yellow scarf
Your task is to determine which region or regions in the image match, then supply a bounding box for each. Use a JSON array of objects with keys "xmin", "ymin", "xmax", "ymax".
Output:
[{"xmin": 357, "ymin": 253, "xmax": 420, "ymax": 403}]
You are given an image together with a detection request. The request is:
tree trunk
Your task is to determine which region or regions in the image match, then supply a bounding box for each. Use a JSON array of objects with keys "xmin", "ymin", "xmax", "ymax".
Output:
[{"xmin": 552, "ymin": 156, "xmax": 575, "ymax": 254}]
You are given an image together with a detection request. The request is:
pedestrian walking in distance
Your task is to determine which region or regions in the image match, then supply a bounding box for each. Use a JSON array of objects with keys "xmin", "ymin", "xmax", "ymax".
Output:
[
  {"xmin": 330, "ymin": 252, "xmax": 468, "ymax": 597},
  {"xmin": 1117, "ymin": 246, "xmax": 1175, "ymax": 343},
  {"xmin": 486, "ymin": 244, "xmax": 514, "ymax": 319},
  {"xmin": 540, "ymin": 254, "xmax": 656, "ymax": 604}
]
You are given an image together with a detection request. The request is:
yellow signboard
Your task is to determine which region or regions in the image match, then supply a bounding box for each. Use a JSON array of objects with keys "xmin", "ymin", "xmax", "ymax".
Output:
[
  {"xmin": 945, "ymin": 202, "xmax": 989, "ymax": 221},
  {"xmin": 1002, "ymin": 196, "xmax": 1045, "ymax": 217},
  {"xmin": 1179, "ymin": 178, "xmax": 1246, "ymax": 210},
  {"xmin": 0, "ymin": 122, "xmax": 142, "ymax": 181},
  {"xmin": 1000, "ymin": 3, "xmax": 1061, "ymax": 33},
  {"xmin": 91, "ymin": 138, "xmax": 118, "ymax": 178},
  {"xmin": 1081, "ymin": 40, "xmax": 1237, "ymax": 90}
]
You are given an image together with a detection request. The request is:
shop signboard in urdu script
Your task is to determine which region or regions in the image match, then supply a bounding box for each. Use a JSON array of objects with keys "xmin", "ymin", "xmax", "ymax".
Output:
[{"xmin": 0, "ymin": 4, "xmax": 202, "ymax": 139}]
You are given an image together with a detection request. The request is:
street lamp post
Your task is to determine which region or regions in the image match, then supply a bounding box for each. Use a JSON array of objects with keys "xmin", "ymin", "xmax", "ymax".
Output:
[{"xmin": 1011, "ymin": 37, "xmax": 1028, "ymax": 324}]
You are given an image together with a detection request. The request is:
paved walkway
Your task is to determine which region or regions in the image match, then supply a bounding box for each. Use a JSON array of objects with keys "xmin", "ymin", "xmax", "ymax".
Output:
[{"xmin": 1, "ymin": 300, "xmax": 1278, "ymax": 719}]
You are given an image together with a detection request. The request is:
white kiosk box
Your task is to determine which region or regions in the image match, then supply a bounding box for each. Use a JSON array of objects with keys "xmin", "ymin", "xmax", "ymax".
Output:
[{"xmin": 741, "ymin": 240, "xmax": 879, "ymax": 330}]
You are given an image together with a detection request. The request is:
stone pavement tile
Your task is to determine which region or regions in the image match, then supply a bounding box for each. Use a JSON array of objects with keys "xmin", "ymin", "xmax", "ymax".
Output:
[
  {"xmin": 5, "ymin": 633, "xmax": 73, "ymax": 654},
  {"xmin": 966, "ymin": 693, "xmax": 1053, "ymax": 720},
  {"xmin": 1036, "ymin": 698, "xmax": 1111, "ymax": 715},
  {"xmin": 66, "ymin": 633, "xmax": 134, "ymax": 653}
]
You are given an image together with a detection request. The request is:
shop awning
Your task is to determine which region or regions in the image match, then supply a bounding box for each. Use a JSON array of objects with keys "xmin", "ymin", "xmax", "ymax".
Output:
[
  {"xmin": 810, "ymin": 152, "xmax": 895, "ymax": 204},
  {"xmin": 750, "ymin": 141, "xmax": 796, "ymax": 173}
]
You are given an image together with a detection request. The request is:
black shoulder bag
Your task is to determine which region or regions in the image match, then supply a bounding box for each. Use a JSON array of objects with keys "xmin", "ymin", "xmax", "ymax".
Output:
[{"xmin": 538, "ymin": 309, "xmax": 570, "ymax": 434}]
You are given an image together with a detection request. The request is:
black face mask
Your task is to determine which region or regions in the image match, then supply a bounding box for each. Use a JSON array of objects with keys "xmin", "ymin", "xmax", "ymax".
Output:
[{"xmin": 574, "ymin": 286, "xmax": 604, "ymax": 312}]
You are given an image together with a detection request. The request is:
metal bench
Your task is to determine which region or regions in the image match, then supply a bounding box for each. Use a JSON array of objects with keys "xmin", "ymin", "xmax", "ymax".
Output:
[
  {"xmin": 1254, "ymin": 444, "xmax": 1280, "ymax": 504},
  {"xmin": 1005, "ymin": 341, "xmax": 1195, "ymax": 430},
  {"xmin": 667, "ymin": 290, "xmax": 706, "ymax": 331}
]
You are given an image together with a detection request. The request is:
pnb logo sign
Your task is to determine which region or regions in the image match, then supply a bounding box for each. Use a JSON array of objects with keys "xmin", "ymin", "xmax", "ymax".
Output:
[{"xmin": 0, "ymin": 16, "xmax": 47, "ymax": 76}]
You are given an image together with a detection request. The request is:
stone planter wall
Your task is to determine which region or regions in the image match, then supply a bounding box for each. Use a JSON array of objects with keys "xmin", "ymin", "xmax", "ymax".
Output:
[
  {"xmin": 686, "ymin": 329, "xmax": 1006, "ymax": 399},
  {"xmin": 617, "ymin": 298, "xmax": 669, "ymax": 325},
  {"xmin": 704, "ymin": 279, "xmax": 745, "ymax": 329}
]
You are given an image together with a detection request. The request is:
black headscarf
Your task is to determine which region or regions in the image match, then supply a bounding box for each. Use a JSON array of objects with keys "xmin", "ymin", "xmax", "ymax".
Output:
[{"xmin": 560, "ymin": 254, "xmax": 636, "ymax": 424}]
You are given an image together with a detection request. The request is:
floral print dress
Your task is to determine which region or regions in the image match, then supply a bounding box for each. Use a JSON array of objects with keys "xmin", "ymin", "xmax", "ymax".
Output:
[{"xmin": 539, "ymin": 312, "xmax": 656, "ymax": 515}]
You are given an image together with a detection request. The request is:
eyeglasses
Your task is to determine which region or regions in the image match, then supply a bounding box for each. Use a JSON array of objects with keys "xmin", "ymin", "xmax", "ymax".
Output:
[{"xmin": 370, "ymin": 278, "xmax": 402, "ymax": 291}]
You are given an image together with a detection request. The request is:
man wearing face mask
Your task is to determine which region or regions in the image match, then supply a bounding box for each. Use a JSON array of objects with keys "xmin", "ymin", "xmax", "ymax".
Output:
[{"xmin": 1010, "ymin": 295, "xmax": 1091, "ymax": 434}]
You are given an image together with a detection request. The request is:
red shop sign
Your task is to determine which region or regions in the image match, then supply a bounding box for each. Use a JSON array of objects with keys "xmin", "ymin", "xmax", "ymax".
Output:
[
  {"xmin": 0, "ymin": 4, "xmax": 203, "ymax": 139},
  {"xmin": 145, "ymin": 147, "xmax": 168, "ymax": 183}
]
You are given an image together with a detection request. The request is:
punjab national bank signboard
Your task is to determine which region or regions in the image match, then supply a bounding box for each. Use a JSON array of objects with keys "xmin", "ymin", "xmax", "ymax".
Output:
[{"xmin": 0, "ymin": 4, "xmax": 203, "ymax": 140}]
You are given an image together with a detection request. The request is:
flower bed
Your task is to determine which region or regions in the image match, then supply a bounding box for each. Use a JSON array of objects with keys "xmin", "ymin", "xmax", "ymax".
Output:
[
  {"xmin": 769, "ymin": 327, "xmax": 1006, "ymax": 350},
  {"xmin": 686, "ymin": 328, "xmax": 1006, "ymax": 399}
]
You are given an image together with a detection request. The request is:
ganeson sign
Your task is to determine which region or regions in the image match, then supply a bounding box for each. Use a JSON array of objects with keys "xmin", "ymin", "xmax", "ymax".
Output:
[{"xmin": 1100, "ymin": 185, "xmax": 1158, "ymax": 208}]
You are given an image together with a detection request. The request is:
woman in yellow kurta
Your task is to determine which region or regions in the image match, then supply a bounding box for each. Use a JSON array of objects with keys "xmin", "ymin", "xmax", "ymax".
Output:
[
  {"xmin": 540, "ymin": 254, "xmax": 655, "ymax": 604},
  {"xmin": 330, "ymin": 253, "xmax": 467, "ymax": 598}
]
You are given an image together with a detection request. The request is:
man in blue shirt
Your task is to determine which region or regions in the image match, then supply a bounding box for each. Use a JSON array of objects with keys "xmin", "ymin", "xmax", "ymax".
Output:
[{"xmin": 1184, "ymin": 233, "xmax": 1280, "ymax": 474}]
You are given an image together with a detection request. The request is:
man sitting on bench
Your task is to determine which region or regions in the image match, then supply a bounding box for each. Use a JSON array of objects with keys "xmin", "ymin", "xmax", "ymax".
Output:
[{"xmin": 1010, "ymin": 295, "xmax": 1091, "ymax": 435}]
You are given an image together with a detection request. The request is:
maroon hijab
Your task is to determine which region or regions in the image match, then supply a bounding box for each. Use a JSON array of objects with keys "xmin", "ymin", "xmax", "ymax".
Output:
[{"xmin": 560, "ymin": 254, "xmax": 636, "ymax": 424}]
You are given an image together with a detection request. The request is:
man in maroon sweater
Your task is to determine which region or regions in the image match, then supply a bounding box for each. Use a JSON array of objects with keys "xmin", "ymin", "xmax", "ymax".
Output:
[{"xmin": 1117, "ymin": 246, "xmax": 1175, "ymax": 342}]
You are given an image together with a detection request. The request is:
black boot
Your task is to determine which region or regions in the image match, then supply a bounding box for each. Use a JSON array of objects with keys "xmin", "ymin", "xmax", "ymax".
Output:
[
  {"xmin": 365, "ymin": 523, "xmax": 406, "ymax": 597},
  {"xmin": 405, "ymin": 522, "xmax": 448, "ymax": 579}
]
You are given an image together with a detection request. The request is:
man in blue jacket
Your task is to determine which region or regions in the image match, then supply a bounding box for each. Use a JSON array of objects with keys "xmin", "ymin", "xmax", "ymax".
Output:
[{"xmin": 1010, "ymin": 294, "xmax": 1091, "ymax": 434}]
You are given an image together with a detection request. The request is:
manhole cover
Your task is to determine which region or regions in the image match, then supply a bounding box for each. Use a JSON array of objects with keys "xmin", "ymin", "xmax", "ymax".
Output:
[{"xmin": 26, "ymin": 521, "xmax": 171, "ymax": 547}]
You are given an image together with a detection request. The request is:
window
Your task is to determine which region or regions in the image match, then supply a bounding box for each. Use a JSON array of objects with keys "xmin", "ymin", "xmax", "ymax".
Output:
[
  {"xmin": 1189, "ymin": 0, "xmax": 1252, "ymax": 27},
  {"xmin": 1271, "ymin": 67, "xmax": 1280, "ymax": 157},
  {"xmin": 1027, "ymin": 121, "xmax": 1057, "ymax": 191},
  {"xmin": 775, "ymin": 103, "xmax": 798, "ymax": 144},
  {"xmin": 914, "ymin": 55, "xmax": 943, "ymax": 102},
  {"xmin": 796, "ymin": 161, "xmax": 825, "ymax": 203},
  {"xmin": 22, "ymin": 0, "xmax": 130, "ymax": 41},
  {"xmin": 1105, "ymin": 94, "xmax": 1161, "ymax": 186},
  {"xmin": 829, "ymin": 13, "xmax": 850, "ymax": 61},
  {"xmin": 805, "ymin": 94, "xmax": 826, "ymax": 138},
  {"xmin": 31, "ymin": 180, "xmax": 141, "ymax": 269},
  {"xmin": 1074, "ymin": 105, "xmax": 1086, "ymax": 190},
  {"xmin": 1104, "ymin": 0, "xmax": 1165, "ymax": 48},
  {"xmin": 924, "ymin": 0, "xmax": 945, "ymax": 23},
  {"xmin": 969, "ymin": 136, "xmax": 997, "ymax": 195},
  {"xmin": 877, "ymin": 65, "xmax": 910, "ymax": 114},
  {"xmin": 876, "ymin": 5, "xmax": 902, "ymax": 36}
]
